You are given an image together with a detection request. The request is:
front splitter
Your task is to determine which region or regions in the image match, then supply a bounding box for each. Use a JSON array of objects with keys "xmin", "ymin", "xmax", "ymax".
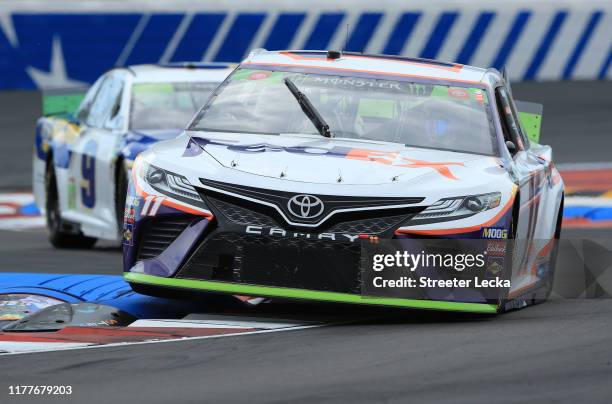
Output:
[{"xmin": 124, "ymin": 273, "xmax": 498, "ymax": 314}]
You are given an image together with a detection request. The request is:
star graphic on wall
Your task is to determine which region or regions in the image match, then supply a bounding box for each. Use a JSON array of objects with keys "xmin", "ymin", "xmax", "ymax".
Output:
[
  {"xmin": 0, "ymin": 11, "xmax": 18, "ymax": 47},
  {"xmin": 26, "ymin": 36, "xmax": 87, "ymax": 89}
]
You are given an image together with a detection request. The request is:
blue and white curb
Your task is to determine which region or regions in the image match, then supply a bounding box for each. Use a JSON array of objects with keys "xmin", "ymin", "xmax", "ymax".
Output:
[{"xmin": 564, "ymin": 196, "xmax": 612, "ymax": 223}]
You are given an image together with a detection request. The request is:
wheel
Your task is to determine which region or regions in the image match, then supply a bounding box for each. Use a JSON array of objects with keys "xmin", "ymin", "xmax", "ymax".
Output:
[
  {"xmin": 45, "ymin": 158, "xmax": 97, "ymax": 249},
  {"xmin": 115, "ymin": 160, "xmax": 129, "ymax": 235}
]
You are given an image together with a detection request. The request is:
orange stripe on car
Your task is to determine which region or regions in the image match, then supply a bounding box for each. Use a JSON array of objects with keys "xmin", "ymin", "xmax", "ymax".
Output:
[
  {"xmin": 396, "ymin": 158, "xmax": 464, "ymax": 180},
  {"xmin": 241, "ymin": 62, "xmax": 482, "ymax": 86},
  {"xmin": 345, "ymin": 148, "xmax": 464, "ymax": 179},
  {"xmin": 278, "ymin": 51, "xmax": 464, "ymax": 73},
  {"xmin": 345, "ymin": 149, "xmax": 397, "ymax": 165},
  {"xmin": 520, "ymin": 193, "xmax": 541, "ymax": 211}
]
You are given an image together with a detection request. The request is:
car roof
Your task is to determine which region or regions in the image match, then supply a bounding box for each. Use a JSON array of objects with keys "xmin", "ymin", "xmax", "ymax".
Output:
[
  {"xmin": 241, "ymin": 50, "xmax": 490, "ymax": 85},
  {"xmin": 124, "ymin": 63, "xmax": 235, "ymax": 84}
]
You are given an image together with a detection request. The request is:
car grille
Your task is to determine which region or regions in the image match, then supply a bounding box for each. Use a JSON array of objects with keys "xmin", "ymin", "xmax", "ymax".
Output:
[
  {"xmin": 326, "ymin": 214, "xmax": 409, "ymax": 234},
  {"xmin": 176, "ymin": 232, "xmax": 362, "ymax": 294},
  {"xmin": 137, "ymin": 217, "xmax": 194, "ymax": 260},
  {"xmin": 204, "ymin": 193, "xmax": 418, "ymax": 234},
  {"xmin": 198, "ymin": 179, "xmax": 424, "ymax": 226},
  {"xmin": 206, "ymin": 196, "xmax": 277, "ymax": 227}
]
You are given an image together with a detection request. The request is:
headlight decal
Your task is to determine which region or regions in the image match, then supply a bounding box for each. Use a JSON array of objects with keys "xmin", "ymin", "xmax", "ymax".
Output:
[
  {"xmin": 396, "ymin": 188, "xmax": 516, "ymax": 236},
  {"xmin": 146, "ymin": 165, "xmax": 203, "ymax": 203},
  {"xmin": 131, "ymin": 159, "xmax": 213, "ymax": 219},
  {"xmin": 411, "ymin": 192, "xmax": 502, "ymax": 221}
]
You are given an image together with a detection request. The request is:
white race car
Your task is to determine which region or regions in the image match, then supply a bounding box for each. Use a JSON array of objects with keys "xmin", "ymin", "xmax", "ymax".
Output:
[
  {"xmin": 123, "ymin": 50, "xmax": 564, "ymax": 313},
  {"xmin": 32, "ymin": 63, "xmax": 234, "ymax": 247}
]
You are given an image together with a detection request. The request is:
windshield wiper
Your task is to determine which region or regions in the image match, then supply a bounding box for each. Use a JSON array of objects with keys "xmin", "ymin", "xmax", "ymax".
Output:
[{"xmin": 284, "ymin": 77, "xmax": 331, "ymax": 138}]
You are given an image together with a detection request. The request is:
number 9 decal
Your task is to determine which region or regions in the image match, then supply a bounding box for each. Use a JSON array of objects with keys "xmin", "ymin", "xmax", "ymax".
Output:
[{"xmin": 81, "ymin": 140, "xmax": 97, "ymax": 208}]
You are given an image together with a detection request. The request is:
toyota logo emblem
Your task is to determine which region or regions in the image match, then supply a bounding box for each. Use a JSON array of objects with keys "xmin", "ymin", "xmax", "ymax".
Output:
[{"xmin": 287, "ymin": 194, "xmax": 325, "ymax": 219}]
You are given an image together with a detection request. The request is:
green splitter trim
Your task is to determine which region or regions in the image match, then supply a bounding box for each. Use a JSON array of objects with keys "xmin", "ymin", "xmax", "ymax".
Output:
[{"xmin": 124, "ymin": 273, "xmax": 498, "ymax": 313}]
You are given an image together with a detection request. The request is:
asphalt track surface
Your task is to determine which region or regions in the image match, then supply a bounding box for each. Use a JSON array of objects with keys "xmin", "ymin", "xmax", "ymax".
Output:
[{"xmin": 0, "ymin": 83, "xmax": 611, "ymax": 403}]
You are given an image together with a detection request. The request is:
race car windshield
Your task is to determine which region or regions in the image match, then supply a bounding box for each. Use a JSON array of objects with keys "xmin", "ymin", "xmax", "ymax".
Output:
[
  {"xmin": 130, "ymin": 82, "xmax": 218, "ymax": 131},
  {"xmin": 190, "ymin": 69, "xmax": 497, "ymax": 155}
]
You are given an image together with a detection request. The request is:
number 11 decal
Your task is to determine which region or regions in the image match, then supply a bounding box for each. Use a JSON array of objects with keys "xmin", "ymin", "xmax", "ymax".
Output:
[
  {"xmin": 81, "ymin": 140, "xmax": 97, "ymax": 208},
  {"xmin": 141, "ymin": 195, "xmax": 165, "ymax": 216}
]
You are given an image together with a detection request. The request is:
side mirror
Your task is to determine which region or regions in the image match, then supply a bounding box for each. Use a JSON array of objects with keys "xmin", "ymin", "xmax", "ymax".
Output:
[{"xmin": 505, "ymin": 140, "xmax": 517, "ymax": 155}]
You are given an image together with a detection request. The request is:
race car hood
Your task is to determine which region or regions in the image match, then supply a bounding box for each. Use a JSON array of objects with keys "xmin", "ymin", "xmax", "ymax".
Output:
[
  {"xmin": 187, "ymin": 132, "xmax": 501, "ymax": 186},
  {"xmin": 122, "ymin": 129, "xmax": 185, "ymax": 161}
]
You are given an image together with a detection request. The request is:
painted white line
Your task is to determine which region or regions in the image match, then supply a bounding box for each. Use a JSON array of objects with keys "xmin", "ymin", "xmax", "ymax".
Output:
[
  {"xmin": 0, "ymin": 341, "xmax": 93, "ymax": 354},
  {"xmin": 0, "ymin": 217, "xmax": 45, "ymax": 230},
  {"xmin": 0, "ymin": 193, "xmax": 35, "ymax": 204},
  {"xmin": 131, "ymin": 318, "xmax": 315, "ymax": 330},
  {"xmin": 129, "ymin": 319, "xmax": 255, "ymax": 329},
  {"xmin": 0, "ymin": 323, "xmax": 327, "ymax": 356},
  {"xmin": 557, "ymin": 162, "xmax": 612, "ymax": 171}
]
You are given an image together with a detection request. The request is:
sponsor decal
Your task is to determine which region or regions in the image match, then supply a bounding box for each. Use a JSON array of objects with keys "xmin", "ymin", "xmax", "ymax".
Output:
[
  {"xmin": 287, "ymin": 194, "xmax": 324, "ymax": 219},
  {"xmin": 68, "ymin": 177, "xmax": 76, "ymax": 210},
  {"xmin": 448, "ymin": 88, "xmax": 469, "ymax": 99},
  {"xmin": 245, "ymin": 225, "xmax": 362, "ymax": 243},
  {"xmin": 248, "ymin": 71, "xmax": 271, "ymax": 80},
  {"xmin": 486, "ymin": 257, "xmax": 505, "ymax": 276},
  {"xmin": 122, "ymin": 223, "xmax": 134, "ymax": 246},
  {"xmin": 124, "ymin": 207, "xmax": 136, "ymax": 224},
  {"xmin": 486, "ymin": 240, "xmax": 507, "ymax": 257},
  {"xmin": 193, "ymin": 138, "xmax": 465, "ymax": 180},
  {"xmin": 123, "ymin": 196, "xmax": 139, "ymax": 224},
  {"xmin": 309, "ymin": 76, "xmax": 405, "ymax": 90},
  {"xmin": 482, "ymin": 227, "xmax": 508, "ymax": 239}
]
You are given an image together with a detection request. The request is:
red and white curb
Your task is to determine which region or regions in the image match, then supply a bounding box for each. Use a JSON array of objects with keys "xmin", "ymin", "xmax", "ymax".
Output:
[
  {"xmin": 0, "ymin": 317, "xmax": 323, "ymax": 355},
  {"xmin": 0, "ymin": 193, "xmax": 43, "ymax": 230},
  {"xmin": 560, "ymin": 164, "xmax": 612, "ymax": 229}
]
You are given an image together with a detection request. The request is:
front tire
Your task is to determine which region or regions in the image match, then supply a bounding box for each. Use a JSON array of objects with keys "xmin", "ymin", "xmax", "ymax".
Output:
[
  {"xmin": 45, "ymin": 159, "xmax": 97, "ymax": 249},
  {"xmin": 115, "ymin": 160, "xmax": 129, "ymax": 236}
]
